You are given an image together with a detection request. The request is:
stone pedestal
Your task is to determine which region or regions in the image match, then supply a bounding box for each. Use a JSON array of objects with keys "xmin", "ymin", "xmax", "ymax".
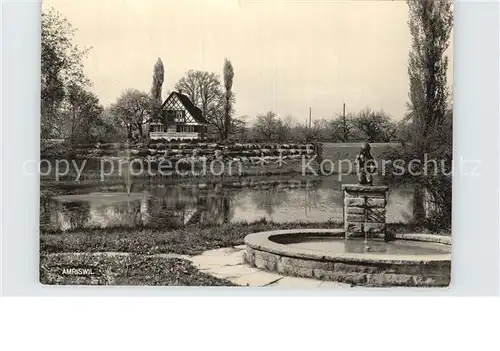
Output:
[{"xmin": 342, "ymin": 184, "xmax": 389, "ymax": 239}]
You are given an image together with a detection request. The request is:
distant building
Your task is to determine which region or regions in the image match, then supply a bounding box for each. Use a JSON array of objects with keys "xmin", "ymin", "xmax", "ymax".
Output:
[{"xmin": 149, "ymin": 91, "xmax": 209, "ymax": 140}]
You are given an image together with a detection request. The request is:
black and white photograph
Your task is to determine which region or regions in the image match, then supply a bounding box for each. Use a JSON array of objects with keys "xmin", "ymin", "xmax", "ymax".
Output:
[{"xmin": 39, "ymin": 0, "xmax": 454, "ymax": 287}]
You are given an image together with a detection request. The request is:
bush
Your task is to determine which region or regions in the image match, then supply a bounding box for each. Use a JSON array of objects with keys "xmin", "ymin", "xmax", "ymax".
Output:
[
  {"xmin": 136, "ymin": 149, "xmax": 150, "ymax": 157},
  {"xmin": 380, "ymin": 113, "xmax": 452, "ymax": 231}
]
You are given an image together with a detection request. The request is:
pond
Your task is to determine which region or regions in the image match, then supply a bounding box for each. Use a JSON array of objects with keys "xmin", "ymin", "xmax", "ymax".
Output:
[{"xmin": 40, "ymin": 175, "xmax": 414, "ymax": 231}]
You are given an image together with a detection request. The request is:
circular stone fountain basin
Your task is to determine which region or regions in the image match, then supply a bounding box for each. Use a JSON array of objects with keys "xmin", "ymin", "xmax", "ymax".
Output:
[{"xmin": 244, "ymin": 229, "xmax": 451, "ymax": 287}]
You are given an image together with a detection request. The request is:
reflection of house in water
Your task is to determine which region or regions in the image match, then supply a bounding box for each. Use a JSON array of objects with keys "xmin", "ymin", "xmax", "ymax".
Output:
[
  {"xmin": 167, "ymin": 196, "xmax": 233, "ymax": 226},
  {"xmin": 248, "ymin": 188, "xmax": 290, "ymax": 217},
  {"xmin": 40, "ymin": 180, "xmax": 417, "ymax": 231},
  {"xmin": 143, "ymin": 186, "xmax": 234, "ymax": 226}
]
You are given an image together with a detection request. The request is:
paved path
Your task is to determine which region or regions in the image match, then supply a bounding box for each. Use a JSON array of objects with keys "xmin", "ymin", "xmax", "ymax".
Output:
[{"xmin": 189, "ymin": 245, "xmax": 351, "ymax": 288}]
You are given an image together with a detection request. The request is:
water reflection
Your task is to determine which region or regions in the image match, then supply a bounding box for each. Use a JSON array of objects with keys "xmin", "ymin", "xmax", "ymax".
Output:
[{"xmin": 41, "ymin": 178, "xmax": 414, "ymax": 231}]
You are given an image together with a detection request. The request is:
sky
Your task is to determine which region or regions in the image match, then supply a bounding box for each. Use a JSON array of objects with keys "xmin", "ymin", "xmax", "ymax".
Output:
[{"xmin": 46, "ymin": 0, "xmax": 453, "ymax": 123}]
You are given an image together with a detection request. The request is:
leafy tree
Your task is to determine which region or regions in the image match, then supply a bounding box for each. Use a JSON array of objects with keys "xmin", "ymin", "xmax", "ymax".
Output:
[
  {"xmin": 408, "ymin": 0, "xmax": 453, "ymax": 225},
  {"xmin": 222, "ymin": 59, "xmax": 235, "ymax": 139},
  {"xmin": 41, "ymin": 8, "xmax": 91, "ymax": 139},
  {"xmin": 64, "ymin": 84, "xmax": 103, "ymax": 143},
  {"xmin": 395, "ymin": 116, "xmax": 414, "ymax": 145},
  {"xmin": 150, "ymin": 58, "xmax": 165, "ymax": 120},
  {"xmin": 353, "ymin": 108, "xmax": 397, "ymax": 142},
  {"xmin": 275, "ymin": 115, "xmax": 295, "ymax": 142},
  {"xmin": 290, "ymin": 123, "xmax": 311, "ymax": 142},
  {"xmin": 327, "ymin": 114, "xmax": 356, "ymax": 142},
  {"xmin": 110, "ymin": 89, "xmax": 152, "ymax": 139},
  {"xmin": 93, "ymin": 107, "xmax": 128, "ymax": 142},
  {"xmin": 382, "ymin": 0, "xmax": 453, "ymax": 229},
  {"xmin": 408, "ymin": 0, "xmax": 453, "ymax": 146},
  {"xmin": 230, "ymin": 116, "xmax": 248, "ymax": 141}
]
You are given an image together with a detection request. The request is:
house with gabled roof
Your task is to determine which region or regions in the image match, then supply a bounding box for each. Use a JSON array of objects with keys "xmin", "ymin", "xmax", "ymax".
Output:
[{"xmin": 149, "ymin": 91, "xmax": 209, "ymax": 140}]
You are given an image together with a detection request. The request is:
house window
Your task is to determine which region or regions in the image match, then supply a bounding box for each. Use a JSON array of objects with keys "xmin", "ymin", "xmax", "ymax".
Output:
[
  {"xmin": 166, "ymin": 110, "xmax": 176, "ymax": 122},
  {"xmin": 176, "ymin": 125, "xmax": 197, "ymax": 133},
  {"xmin": 174, "ymin": 110, "xmax": 185, "ymax": 123}
]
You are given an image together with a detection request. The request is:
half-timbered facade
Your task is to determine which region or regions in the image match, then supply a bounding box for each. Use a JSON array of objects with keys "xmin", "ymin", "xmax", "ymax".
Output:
[{"xmin": 149, "ymin": 91, "xmax": 209, "ymax": 140}]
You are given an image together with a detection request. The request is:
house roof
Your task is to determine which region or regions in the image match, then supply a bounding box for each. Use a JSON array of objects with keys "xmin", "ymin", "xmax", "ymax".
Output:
[{"xmin": 160, "ymin": 91, "xmax": 209, "ymax": 124}]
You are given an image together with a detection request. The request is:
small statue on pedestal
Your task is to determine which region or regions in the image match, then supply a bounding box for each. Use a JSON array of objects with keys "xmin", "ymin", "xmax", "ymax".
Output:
[{"xmin": 355, "ymin": 142, "xmax": 376, "ymax": 185}]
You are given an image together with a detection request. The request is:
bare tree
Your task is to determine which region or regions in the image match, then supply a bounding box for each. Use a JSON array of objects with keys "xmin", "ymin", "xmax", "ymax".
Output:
[
  {"xmin": 253, "ymin": 111, "xmax": 280, "ymax": 141},
  {"xmin": 175, "ymin": 70, "xmax": 222, "ymax": 121},
  {"xmin": 110, "ymin": 89, "xmax": 152, "ymax": 139}
]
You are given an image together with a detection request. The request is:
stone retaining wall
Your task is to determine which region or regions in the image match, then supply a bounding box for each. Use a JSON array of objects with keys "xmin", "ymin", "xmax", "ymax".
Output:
[
  {"xmin": 245, "ymin": 247, "xmax": 451, "ymax": 287},
  {"xmin": 243, "ymin": 229, "xmax": 451, "ymax": 287}
]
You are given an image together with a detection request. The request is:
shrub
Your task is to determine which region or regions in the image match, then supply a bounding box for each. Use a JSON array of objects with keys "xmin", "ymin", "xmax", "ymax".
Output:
[
  {"xmin": 136, "ymin": 149, "xmax": 150, "ymax": 157},
  {"xmin": 380, "ymin": 114, "xmax": 452, "ymax": 231}
]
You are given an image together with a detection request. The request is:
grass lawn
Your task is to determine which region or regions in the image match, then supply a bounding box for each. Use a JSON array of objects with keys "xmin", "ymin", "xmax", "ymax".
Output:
[
  {"xmin": 40, "ymin": 253, "xmax": 236, "ymax": 286},
  {"xmin": 40, "ymin": 221, "xmax": 341, "ymax": 286},
  {"xmin": 321, "ymin": 142, "xmax": 398, "ymax": 173},
  {"xmin": 41, "ymin": 221, "xmax": 344, "ymax": 256}
]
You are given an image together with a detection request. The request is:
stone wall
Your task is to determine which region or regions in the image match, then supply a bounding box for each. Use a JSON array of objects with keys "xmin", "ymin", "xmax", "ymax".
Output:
[
  {"xmin": 245, "ymin": 246, "xmax": 451, "ymax": 287},
  {"xmin": 244, "ymin": 229, "xmax": 451, "ymax": 287},
  {"xmin": 342, "ymin": 184, "xmax": 389, "ymax": 239}
]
